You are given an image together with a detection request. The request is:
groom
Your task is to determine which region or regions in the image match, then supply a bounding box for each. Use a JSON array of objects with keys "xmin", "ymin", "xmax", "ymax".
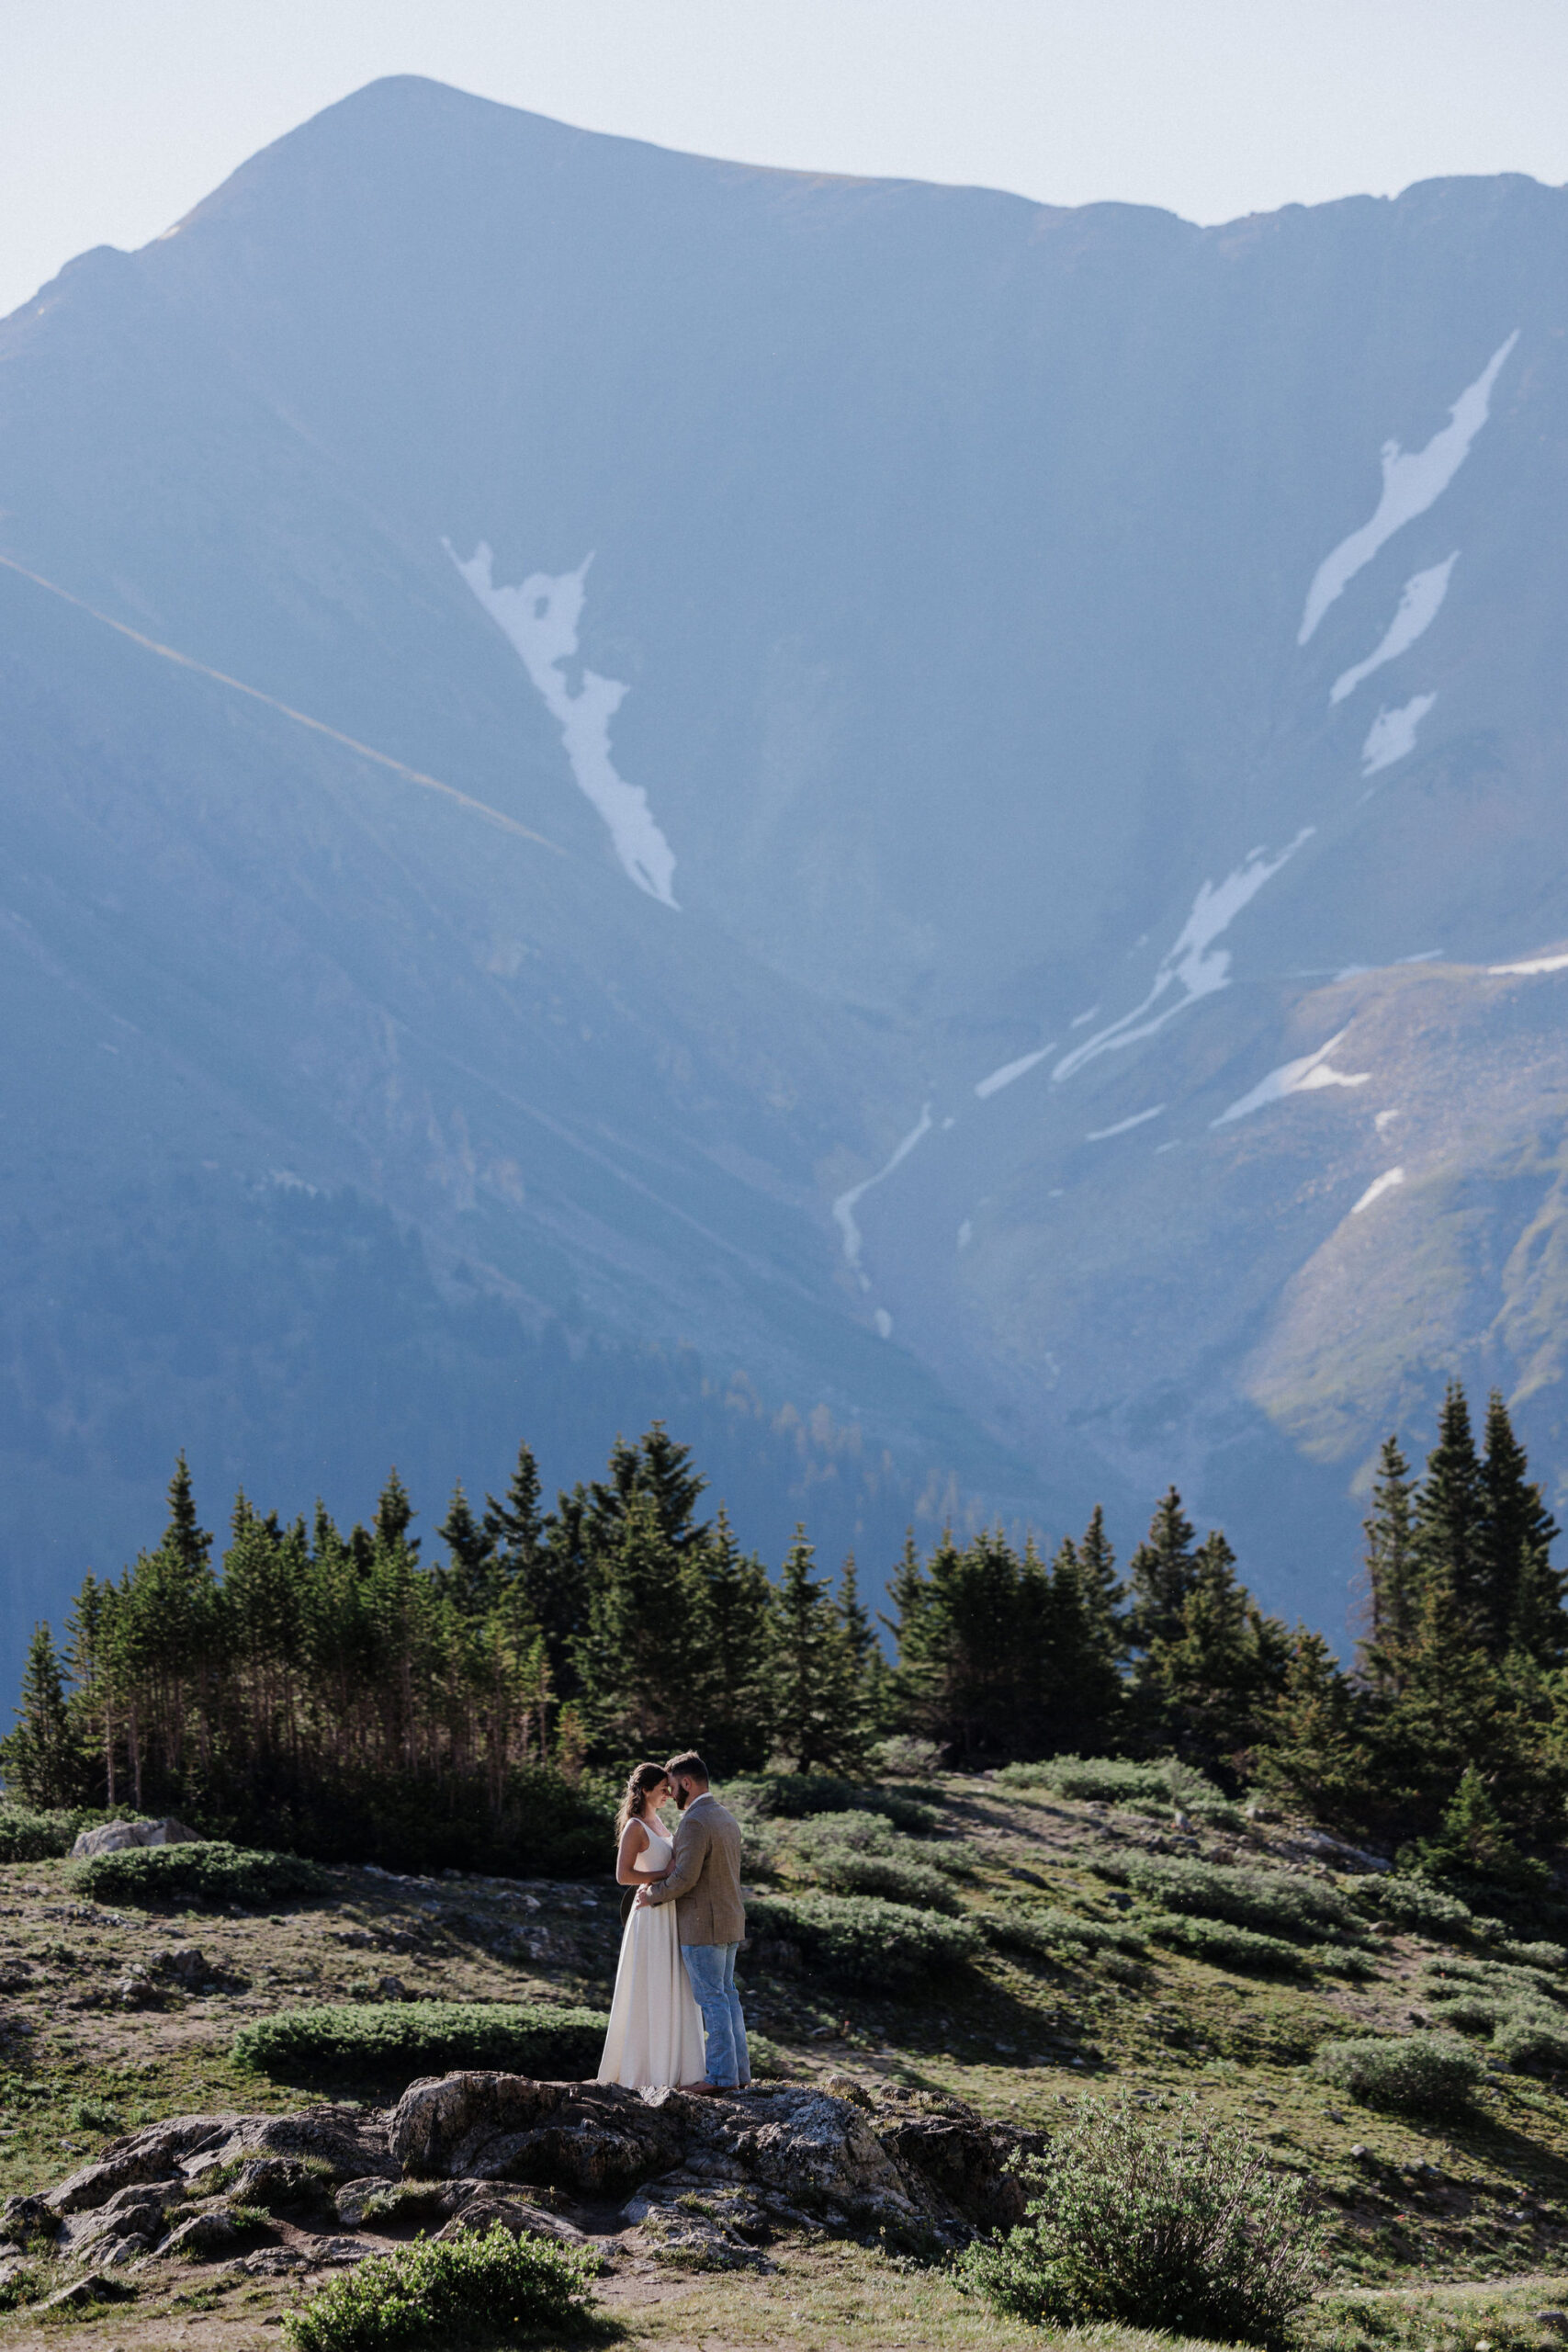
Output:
[{"xmin": 635, "ymin": 1750, "xmax": 750, "ymax": 2093}]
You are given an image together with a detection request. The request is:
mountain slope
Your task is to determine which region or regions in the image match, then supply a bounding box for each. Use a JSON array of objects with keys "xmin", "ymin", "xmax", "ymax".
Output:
[{"xmin": 4, "ymin": 78, "xmax": 1568, "ymax": 1668}]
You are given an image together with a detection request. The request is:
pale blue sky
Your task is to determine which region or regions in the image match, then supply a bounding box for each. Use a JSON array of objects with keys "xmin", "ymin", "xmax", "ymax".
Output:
[{"xmin": 5, "ymin": 0, "xmax": 1568, "ymax": 322}]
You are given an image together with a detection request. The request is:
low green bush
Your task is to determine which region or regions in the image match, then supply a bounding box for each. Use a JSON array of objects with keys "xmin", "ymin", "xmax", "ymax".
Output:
[
  {"xmin": 1314, "ymin": 2031, "xmax": 1485, "ymax": 2114},
  {"xmin": 996, "ymin": 1754, "xmax": 1239, "ymax": 1824},
  {"xmin": 234, "ymin": 1999, "xmax": 608, "ymax": 2083},
  {"xmin": 70, "ymin": 1839, "xmax": 331, "ymax": 1908},
  {"xmin": 1505, "ymin": 1939, "xmax": 1568, "ymax": 1972},
  {"xmin": 982, "ymin": 1904, "xmax": 1146, "ymax": 1961},
  {"xmin": 788, "ymin": 1811, "xmax": 963, "ymax": 1909},
  {"xmin": 0, "ymin": 2264, "xmax": 39, "ymax": 2312},
  {"xmin": 807, "ymin": 1849, "xmax": 963, "ymax": 1911},
  {"xmin": 1357, "ymin": 1874, "xmax": 1488, "ymax": 1941},
  {"xmin": 1425, "ymin": 1992, "xmax": 1499, "ymax": 2035},
  {"xmin": 1121, "ymin": 1854, "xmax": 1352, "ymax": 1942},
  {"xmin": 869, "ymin": 1736, "xmax": 946, "ymax": 1777},
  {"xmin": 1147, "ymin": 1912, "xmax": 1314, "ymax": 1976},
  {"xmin": 283, "ymin": 2221, "xmax": 599, "ymax": 2352},
  {"xmin": 728, "ymin": 1774, "xmax": 936, "ymax": 1833},
  {"xmin": 1492, "ymin": 2008, "xmax": 1568, "ymax": 2073},
  {"xmin": 0, "ymin": 1804, "xmax": 110, "ymax": 1863},
  {"xmin": 71, "ymin": 2098, "xmax": 125, "ymax": 2134},
  {"xmin": 745, "ymin": 1893, "xmax": 978, "ymax": 1989},
  {"xmin": 957, "ymin": 2096, "xmax": 1322, "ymax": 2346}
]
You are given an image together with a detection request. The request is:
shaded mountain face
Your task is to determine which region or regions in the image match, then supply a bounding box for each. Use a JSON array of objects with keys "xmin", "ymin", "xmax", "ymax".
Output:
[{"xmin": 4, "ymin": 75, "xmax": 1568, "ymax": 1670}]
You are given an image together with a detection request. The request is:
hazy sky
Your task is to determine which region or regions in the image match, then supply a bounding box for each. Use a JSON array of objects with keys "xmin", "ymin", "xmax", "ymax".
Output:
[{"xmin": 6, "ymin": 0, "xmax": 1568, "ymax": 322}]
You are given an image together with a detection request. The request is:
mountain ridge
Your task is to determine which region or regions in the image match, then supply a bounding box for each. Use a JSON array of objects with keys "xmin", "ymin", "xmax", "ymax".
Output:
[{"xmin": 5, "ymin": 76, "xmax": 1568, "ymax": 1674}]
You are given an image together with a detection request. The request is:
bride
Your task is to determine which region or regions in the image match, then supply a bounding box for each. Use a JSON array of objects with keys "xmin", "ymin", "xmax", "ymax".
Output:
[{"xmin": 596, "ymin": 1761, "xmax": 708, "ymax": 2087}]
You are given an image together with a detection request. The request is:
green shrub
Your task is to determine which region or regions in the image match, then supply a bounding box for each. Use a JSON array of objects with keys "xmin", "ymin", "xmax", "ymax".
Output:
[
  {"xmin": 982, "ymin": 1904, "xmax": 1146, "ymax": 1961},
  {"xmin": 957, "ymin": 2096, "xmax": 1322, "ymax": 2345},
  {"xmin": 71, "ymin": 2098, "xmax": 125, "ymax": 2134},
  {"xmin": 807, "ymin": 1849, "xmax": 963, "ymax": 1911},
  {"xmin": 996, "ymin": 1754, "xmax": 1238, "ymax": 1824},
  {"xmin": 728, "ymin": 1774, "xmax": 936, "ymax": 1833},
  {"xmin": 1505, "ymin": 1939, "xmax": 1568, "ymax": 1971},
  {"xmin": 1424, "ymin": 1992, "xmax": 1499, "ymax": 2035},
  {"xmin": 869, "ymin": 1736, "xmax": 946, "ymax": 1777},
  {"xmin": 1121, "ymin": 1854, "xmax": 1352, "ymax": 1942},
  {"xmin": 282, "ymin": 2221, "xmax": 599, "ymax": 2352},
  {"xmin": 0, "ymin": 1804, "xmax": 110, "ymax": 1863},
  {"xmin": 1492, "ymin": 2008, "xmax": 1568, "ymax": 2073},
  {"xmin": 1314, "ymin": 2032, "xmax": 1485, "ymax": 2114},
  {"xmin": 788, "ymin": 1812, "xmax": 963, "ymax": 1909},
  {"xmin": 70, "ymin": 1839, "xmax": 331, "ymax": 1908},
  {"xmin": 1148, "ymin": 1912, "xmax": 1314, "ymax": 1976},
  {"xmin": 0, "ymin": 2263, "xmax": 39, "ymax": 2312},
  {"xmin": 234, "ymin": 1999, "xmax": 608, "ymax": 2083},
  {"xmin": 745, "ymin": 1894, "xmax": 978, "ymax": 1989},
  {"xmin": 1357, "ymin": 1874, "xmax": 1483, "ymax": 1941}
]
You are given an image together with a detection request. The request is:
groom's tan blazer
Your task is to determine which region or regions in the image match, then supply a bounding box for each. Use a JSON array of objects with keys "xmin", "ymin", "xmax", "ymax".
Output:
[{"xmin": 645, "ymin": 1792, "xmax": 746, "ymax": 1946}]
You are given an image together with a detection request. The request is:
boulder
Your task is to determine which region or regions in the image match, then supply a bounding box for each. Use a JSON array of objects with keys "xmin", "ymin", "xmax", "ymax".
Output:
[
  {"xmin": 155, "ymin": 2210, "xmax": 253, "ymax": 2261},
  {"xmin": 389, "ymin": 2072, "xmax": 1035, "ymax": 2249},
  {"xmin": 51, "ymin": 2118, "xmax": 235, "ymax": 2213},
  {"xmin": 33, "ymin": 2268, "xmax": 128, "ymax": 2311},
  {"xmin": 70, "ymin": 1818, "xmax": 199, "ymax": 1860}
]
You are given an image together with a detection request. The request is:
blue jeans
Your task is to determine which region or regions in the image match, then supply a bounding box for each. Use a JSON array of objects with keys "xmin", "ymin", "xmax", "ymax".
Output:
[{"xmin": 680, "ymin": 1941, "xmax": 750, "ymax": 2086}]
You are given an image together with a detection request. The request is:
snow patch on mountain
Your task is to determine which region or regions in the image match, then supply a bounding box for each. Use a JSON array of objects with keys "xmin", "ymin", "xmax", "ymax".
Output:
[
  {"xmin": 1086, "ymin": 1105, "xmax": 1166, "ymax": 1141},
  {"xmin": 448, "ymin": 540, "xmax": 679, "ymax": 907},
  {"xmin": 976, "ymin": 1045, "xmax": 1056, "ymax": 1099},
  {"xmin": 1352, "ymin": 1167, "xmax": 1405, "ymax": 1214},
  {"xmin": 831, "ymin": 1104, "xmax": 933, "ymax": 1274},
  {"xmin": 1213, "ymin": 1029, "xmax": 1371, "ymax": 1126},
  {"xmin": 1490, "ymin": 952, "xmax": 1568, "ymax": 977},
  {"xmin": 1330, "ymin": 555, "xmax": 1457, "ymax": 705},
  {"xmin": 1053, "ymin": 831, "xmax": 1314, "ymax": 1084},
  {"xmin": 1362, "ymin": 694, "xmax": 1438, "ymax": 775},
  {"xmin": 1298, "ymin": 332, "xmax": 1517, "ymax": 645}
]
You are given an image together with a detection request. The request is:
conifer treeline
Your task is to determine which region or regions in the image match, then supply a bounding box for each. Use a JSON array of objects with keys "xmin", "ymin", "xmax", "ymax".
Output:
[{"xmin": 6, "ymin": 1385, "xmax": 1567, "ymax": 1877}]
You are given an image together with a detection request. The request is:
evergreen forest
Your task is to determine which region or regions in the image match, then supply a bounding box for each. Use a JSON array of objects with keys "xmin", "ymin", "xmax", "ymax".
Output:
[{"xmin": 5, "ymin": 1385, "xmax": 1566, "ymax": 1902}]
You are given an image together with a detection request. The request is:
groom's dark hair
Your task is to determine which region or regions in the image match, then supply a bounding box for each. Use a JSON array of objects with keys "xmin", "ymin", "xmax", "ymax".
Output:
[{"xmin": 665, "ymin": 1751, "xmax": 710, "ymax": 1787}]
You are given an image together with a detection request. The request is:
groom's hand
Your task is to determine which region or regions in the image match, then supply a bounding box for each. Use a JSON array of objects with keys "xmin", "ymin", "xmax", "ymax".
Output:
[{"xmin": 634, "ymin": 1884, "xmax": 654, "ymax": 1908}]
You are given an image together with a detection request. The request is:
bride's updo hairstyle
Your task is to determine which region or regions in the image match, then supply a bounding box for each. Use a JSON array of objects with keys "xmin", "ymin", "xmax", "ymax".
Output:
[{"xmin": 615, "ymin": 1760, "xmax": 670, "ymax": 1842}]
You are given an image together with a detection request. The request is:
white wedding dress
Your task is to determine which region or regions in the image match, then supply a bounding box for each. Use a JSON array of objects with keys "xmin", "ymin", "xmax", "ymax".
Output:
[{"xmin": 596, "ymin": 1819, "xmax": 708, "ymax": 2088}]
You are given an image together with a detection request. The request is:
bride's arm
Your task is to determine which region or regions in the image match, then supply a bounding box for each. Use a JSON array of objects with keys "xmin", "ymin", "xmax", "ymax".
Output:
[{"xmin": 615, "ymin": 1820, "xmax": 669, "ymax": 1885}]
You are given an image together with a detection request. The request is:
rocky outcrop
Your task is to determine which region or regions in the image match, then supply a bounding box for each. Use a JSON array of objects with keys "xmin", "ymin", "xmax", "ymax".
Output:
[
  {"xmin": 2, "ymin": 2074, "xmax": 1037, "ymax": 2287},
  {"xmin": 70, "ymin": 1819, "xmax": 198, "ymax": 1859},
  {"xmin": 390, "ymin": 2072, "xmax": 1039, "ymax": 2253}
]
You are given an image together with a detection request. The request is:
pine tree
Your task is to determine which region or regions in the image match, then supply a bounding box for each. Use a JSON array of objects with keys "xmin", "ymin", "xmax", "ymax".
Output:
[
  {"xmin": 770, "ymin": 1530, "xmax": 867, "ymax": 1773},
  {"xmin": 0, "ymin": 1624, "xmax": 77, "ymax": 1806},
  {"xmin": 373, "ymin": 1468, "xmax": 418, "ymax": 1556},
  {"xmin": 1043, "ymin": 1536, "xmax": 1124, "ymax": 1754},
  {"xmin": 1359, "ymin": 1435, "xmax": 1418, "ymax": 1690},
  {"xmin": 575, "ymin": 1491, "xmax": 694, "ymax": 1754},
  {"xmin": 686, "ymin": 1510, "xmax": 774, "ymax": 1773},
  {"xmin": 1256, "ymin": 1630, "xmax": 1373, "ymax": 1827},
  {"xmin": 437, "ymin": 1481, "xmax": 497, "ymax": 1613},
  {"xmin": 1408, "ymin": 1762, "xmax": 1549, "ymax": 1899},
  {"xmin": 164, "ymin": 1451, "xmax": 212, "ymax": 1570},
  {"xmin": 483, "ymin": 1442, "xmax": 545, "ymax": 1585},
  {"xmin": 587, "ymin": 1425, "xmax": 708, "ymax": 1555},
  {"xmin": 1133, "ymin": 1530, "xmax": 1286, "ymax": 1772},
  {"xmin": 1127, "ymin": 1488, "xmax": 1200, "ymax": 1651},
  {"xmin": 1076, "ymin": 1504, "xmax": 1128, "ymax": 1665},
  {"xmin": 1478, "ymin": 1391, "xmax": 1564, "ymax": 1663},
  {"xmin": 1414, "ymin": 1385, "xmax": 1483, "ymax": 1626}
]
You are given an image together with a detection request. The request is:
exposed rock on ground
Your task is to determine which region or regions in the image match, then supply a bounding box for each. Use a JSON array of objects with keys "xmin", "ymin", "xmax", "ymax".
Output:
[
  {"xmin": 0, "ymin": 2074, "xmax": 1036, "ymax": 2290},
  {"xmin": 70, "ymin": 1819, "xmax": 199, "ymax": 1859}
]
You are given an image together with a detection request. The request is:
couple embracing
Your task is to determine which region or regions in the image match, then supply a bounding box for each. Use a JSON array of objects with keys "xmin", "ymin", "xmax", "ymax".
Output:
[{"xmin": 596, "ymin": 1750, "xmax": 751, "ymax": 2094}]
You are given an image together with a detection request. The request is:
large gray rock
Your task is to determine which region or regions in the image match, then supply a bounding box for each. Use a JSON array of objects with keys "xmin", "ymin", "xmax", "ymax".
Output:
[
  {"xmin": 70, "ymin": 1818, "xmax": 199, "ymax": 1860},
  {"xmin": 389, "ymin": 2071, "xmax": 1035, "ymax": 2247}
]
